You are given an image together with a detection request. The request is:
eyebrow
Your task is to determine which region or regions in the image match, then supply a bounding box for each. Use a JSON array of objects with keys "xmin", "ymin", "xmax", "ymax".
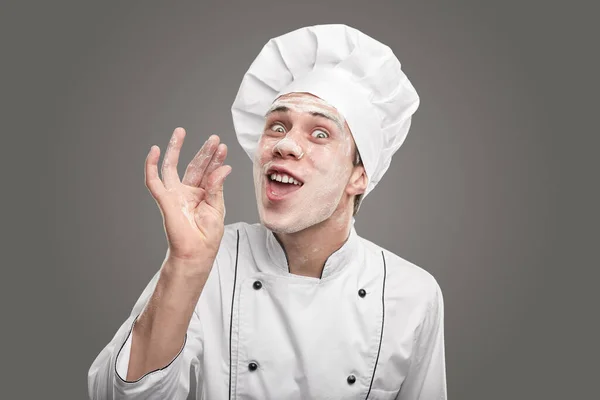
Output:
[
  {"xmin": 265, "ymin": 105, "xmax": 290, "ymax": 116},
  {"xmin": 265, "ymin": 106, "xmax": 345, "ymax": 134}
]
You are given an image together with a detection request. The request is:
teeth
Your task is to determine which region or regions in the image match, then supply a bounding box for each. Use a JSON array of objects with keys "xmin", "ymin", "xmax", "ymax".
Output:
[{"xmin": 269, "ymin": 172, "xmax": 302, "ymax": 185}]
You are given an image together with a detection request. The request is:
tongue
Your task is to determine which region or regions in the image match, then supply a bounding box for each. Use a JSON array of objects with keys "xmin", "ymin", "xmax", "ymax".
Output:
[{"xmin": 271, "ymin": 181, "xmax": 301, "ymax": 196}]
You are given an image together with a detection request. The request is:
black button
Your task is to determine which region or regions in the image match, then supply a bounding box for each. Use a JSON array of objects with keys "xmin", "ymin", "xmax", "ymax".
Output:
[
  {"xmin": 248, "ymin": 362, "xmax": 258, "ymax": 371},
  {"xmin": 347, "ymin": 374, "xmax": 356, "ymax": 384},
  {"xmin": 358, "ymin": 289, "xmax": 366, "ymax": 298},
  {"xmin": 253, "ymin": 281, "xmax": 262, "ymax": 290}
]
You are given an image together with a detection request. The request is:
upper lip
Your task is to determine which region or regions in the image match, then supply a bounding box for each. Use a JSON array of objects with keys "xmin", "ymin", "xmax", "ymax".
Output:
[{"xmin": 265, "ymin": 165, "xmax": 304, "ymax": 184}]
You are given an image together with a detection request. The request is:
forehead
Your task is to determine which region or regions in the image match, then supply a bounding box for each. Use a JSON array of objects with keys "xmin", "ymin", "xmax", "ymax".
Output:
[
  {"xmin": 267, "ymin": 93, "xmax": 344, "ymax": 121},
  {"xmin": 266, "ymin": 92, "xmax": 349, "ymax": 135},
  {"xmin": 274, "ymin": 92, "xmax": 338, "ymax": 112}
]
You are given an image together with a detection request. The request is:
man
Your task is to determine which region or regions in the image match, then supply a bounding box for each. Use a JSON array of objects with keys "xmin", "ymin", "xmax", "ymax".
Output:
[{"xmin": 88, "ymin": 24, "xmax": 447, "ymax": 399}]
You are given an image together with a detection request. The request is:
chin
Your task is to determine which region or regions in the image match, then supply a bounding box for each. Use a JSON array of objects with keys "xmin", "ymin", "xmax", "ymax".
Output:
[
  {"xmin": 255, "ymin": 187, "xmax": 343, "ymax": 234},
  {"xmin": 255, "ymin": 192, "xmax": 299, "ymax": 234},
  {"xmin": 259, "ymin": 211, "xmax": 305, "ymax": 234},
  {"xmin": 258, "ymin": 204, "xmax": 337, "ymax": 235}
]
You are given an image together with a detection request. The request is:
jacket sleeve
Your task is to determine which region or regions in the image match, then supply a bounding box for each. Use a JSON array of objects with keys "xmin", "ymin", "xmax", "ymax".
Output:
[
  {"xmin": 87, "ymin": 267, "xmax": 205, "ymax": 400},
  {"xmin": 397, "ymin": 279, "xmax": 447, "ymax": 400}
]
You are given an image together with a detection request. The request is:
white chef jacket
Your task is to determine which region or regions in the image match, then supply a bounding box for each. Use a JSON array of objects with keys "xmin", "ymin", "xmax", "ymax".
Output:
[{"xmin": 88, "ymin": 221, "xmax": 447, "ymax": 399}]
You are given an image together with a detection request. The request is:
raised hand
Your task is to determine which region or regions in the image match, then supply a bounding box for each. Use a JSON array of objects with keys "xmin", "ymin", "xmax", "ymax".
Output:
[{"xmin": 145, "ymin": 127, "xmax": 232, "ymax": 265}]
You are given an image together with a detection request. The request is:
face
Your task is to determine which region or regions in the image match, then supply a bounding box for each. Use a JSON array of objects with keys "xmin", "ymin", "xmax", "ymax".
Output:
[{"xmin": 252, "ymin": 92, "xmax": 360, "ymax": 234}]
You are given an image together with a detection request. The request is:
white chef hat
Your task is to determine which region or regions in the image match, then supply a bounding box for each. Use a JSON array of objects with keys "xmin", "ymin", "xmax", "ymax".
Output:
[{"xmin": 231, "ymin": 24, "xmax": 420, "ymax": 207}]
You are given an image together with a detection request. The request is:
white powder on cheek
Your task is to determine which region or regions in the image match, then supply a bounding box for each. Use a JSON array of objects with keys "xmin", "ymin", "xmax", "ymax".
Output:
[
  {"xmin": 253, "ymin": 141, "xmax": 268, "ymax": 220},
  {"xmin": 270, "ymin": 145, "xmax": 352, "ymax": 234}
]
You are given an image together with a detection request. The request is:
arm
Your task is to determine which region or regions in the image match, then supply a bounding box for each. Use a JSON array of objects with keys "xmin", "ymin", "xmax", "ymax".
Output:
[
  {"xmin": 397, "ymin": 280, "xmax": 447, "ymax": 400},
  {"xmin": 87, "ymin": 258, "xmax": 208, "ymax": 400},
  {"xmin": 88, "ymin": 128, "xmax": 232, "ymax": 399},
  {"xmin": 126, "ymin": 256, "xmax": 210, "ymax": 382}
]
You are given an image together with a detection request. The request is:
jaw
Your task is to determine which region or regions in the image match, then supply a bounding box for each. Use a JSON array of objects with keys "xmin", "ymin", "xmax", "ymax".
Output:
[
  {"xmin": 259, "ymin": 207, "xmax": 301, "ymax": 234},
  {"xmin": 258, "ymin": 190, "xmax": 349, "ymax": 236}
]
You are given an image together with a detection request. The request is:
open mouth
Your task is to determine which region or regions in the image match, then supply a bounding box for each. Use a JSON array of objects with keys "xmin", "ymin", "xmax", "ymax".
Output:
[{"xmin": 265, "ymin": 167, "xmax": 304, "ymax": 201}]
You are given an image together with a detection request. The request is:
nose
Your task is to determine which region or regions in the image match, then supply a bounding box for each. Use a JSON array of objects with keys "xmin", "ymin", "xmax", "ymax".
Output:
[{"xmin": 272, "ymin": 134, "xmax": 304, "ymax": 160}]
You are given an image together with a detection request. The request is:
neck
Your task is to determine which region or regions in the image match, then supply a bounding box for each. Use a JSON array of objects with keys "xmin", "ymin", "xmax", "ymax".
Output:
[{"xmin": 273, "ymin": 206, "xmax": 353, "ymax": 278}]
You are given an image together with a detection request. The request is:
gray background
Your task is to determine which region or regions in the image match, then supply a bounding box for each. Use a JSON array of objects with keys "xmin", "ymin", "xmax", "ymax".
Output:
[{"xmin": 2, "ymin": 0, "xmax": 598, "ymax": 399}]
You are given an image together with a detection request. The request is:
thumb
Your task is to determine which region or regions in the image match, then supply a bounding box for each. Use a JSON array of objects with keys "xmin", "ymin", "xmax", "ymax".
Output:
[{"xmin": 205, "ymin": 165, "xmax": 232, "ymax": 215}]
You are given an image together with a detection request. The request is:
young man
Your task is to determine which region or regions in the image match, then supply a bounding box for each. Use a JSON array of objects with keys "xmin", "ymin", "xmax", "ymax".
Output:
[{"xmin": 88, "ymin": 24, "xmax": 447, "ymax": 399}]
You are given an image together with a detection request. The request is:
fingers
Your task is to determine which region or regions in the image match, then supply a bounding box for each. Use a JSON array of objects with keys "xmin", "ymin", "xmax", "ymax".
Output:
[
  {"xmin": 204, "ymin": 165, "xmax": 232, "ymax": 215},
  {"xmin": 145, "ymin": 145, "xmax": 167, "ymax": 199},
  {"xmin": 182, "ymin": 135, "xmax": 220, "ymax": 187},
  {"xmin": 199, "ymin": 143, "xmax": 228, "ymax": 189},
  {"xmin": 161, "ymin": 127, "xmax": 186, "ymax": 187}
]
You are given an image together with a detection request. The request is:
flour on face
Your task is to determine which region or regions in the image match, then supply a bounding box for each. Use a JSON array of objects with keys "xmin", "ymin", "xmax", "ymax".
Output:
[{"xmin": 253, "ymin": 93, "xmax": 356, "ymax": 234}]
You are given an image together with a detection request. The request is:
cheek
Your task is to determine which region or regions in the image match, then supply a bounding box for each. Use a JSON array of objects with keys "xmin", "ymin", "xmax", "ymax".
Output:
[
  {"xmin": 339, "ymin": 135, "xmax": 353, "ymax": 158},
  {"xmin": 254, "ymin": 137, "xmax": 275, "ymax": 164},
  {"xmin": 327, "ymin": 139, "xmax": 354, "ymax": 179},
  {"xmin": 253, "ymin": 139, "xmax": 269, "ymax": 182},
  {"xmin": 307, "ymin": 143, "xmax": 351, "ymax": 175}
]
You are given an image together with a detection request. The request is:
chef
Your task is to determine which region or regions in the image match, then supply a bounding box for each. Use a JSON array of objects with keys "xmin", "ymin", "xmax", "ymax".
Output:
[{"xmin": 88, "ymin": 24, "xmax": 447, "ymax": 399}]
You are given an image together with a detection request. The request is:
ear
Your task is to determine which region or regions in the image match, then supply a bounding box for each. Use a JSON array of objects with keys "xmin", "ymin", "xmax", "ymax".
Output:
[{"xmin": 346, "ymin": 165, "xmax": 367, "ymax": 197}]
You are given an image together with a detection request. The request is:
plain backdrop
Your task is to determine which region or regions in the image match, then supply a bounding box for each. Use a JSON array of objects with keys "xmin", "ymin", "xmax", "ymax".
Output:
[{"xmin": 2, "ymin": 1, "xmax": 598, "ymax": 399}]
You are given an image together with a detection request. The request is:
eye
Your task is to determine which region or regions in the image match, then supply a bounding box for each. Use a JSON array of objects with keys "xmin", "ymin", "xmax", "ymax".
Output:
[
  {"xmin": 269, "ymin": 123, "xmax": 286, "ymax": 133},
  {"xmin": 311, "ymin": 129, "xmax": 329, "ymax": 139}
]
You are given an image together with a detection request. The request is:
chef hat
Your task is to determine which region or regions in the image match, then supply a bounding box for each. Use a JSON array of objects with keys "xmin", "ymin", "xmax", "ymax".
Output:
[{"xmin": 231, "ymin": 24, "xmax": 420, "ymax": 206}]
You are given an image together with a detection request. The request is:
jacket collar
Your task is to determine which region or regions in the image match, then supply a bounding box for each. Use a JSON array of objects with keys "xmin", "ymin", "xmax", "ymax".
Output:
[{"xmin": 264, "ymin": 218, "xmax": 361, "ymax": 279}]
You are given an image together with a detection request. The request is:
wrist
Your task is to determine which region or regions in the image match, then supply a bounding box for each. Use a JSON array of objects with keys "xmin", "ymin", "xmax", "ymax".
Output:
[{"xmin": 163, "ymin": 254, "xmax": 214, "ymax": 281}]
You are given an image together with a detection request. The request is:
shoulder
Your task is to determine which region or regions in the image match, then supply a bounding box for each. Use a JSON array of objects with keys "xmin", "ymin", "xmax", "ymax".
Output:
[
  {"xmin": 359, "ymin": 236, "xmax": 444, "ymax": 338},
  {"xmin": 359, "ymin": 235, "xmax": 443, "ymax": 307}
]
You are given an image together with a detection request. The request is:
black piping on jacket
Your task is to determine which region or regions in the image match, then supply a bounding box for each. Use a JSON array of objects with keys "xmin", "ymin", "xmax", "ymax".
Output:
[
  {"xmin": 365, "ymin": 251, "xmax": 387, "ymax": 399},
  {"xmin": 227, "ymin": 231, "xmax": 388, "ymax": 399},
  {"xmin": 228, "ymin": 229, "xmax": 240, "ymax": 399}
]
